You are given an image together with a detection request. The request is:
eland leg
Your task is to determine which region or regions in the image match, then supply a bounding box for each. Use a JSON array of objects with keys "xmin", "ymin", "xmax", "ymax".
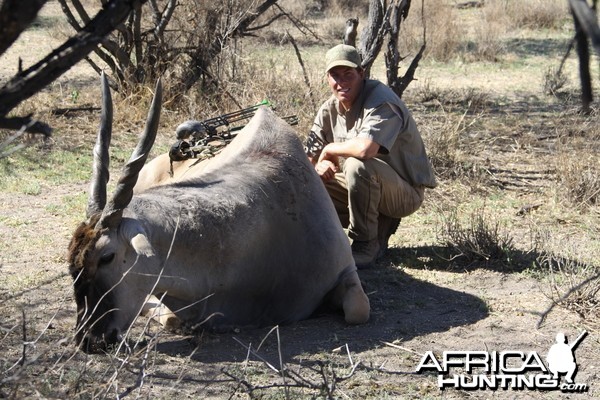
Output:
[
  {"xmin": 330, "ymin": 270, "xmax": 370, "ymax": 324},
  {"xmin": 142, "ymin": 295, "xmax": 182, "ymax": 331}
]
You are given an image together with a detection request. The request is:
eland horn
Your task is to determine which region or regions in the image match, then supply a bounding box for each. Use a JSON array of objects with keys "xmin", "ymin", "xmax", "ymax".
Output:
[
  {"xmin": 96, "ymin": 78, "xmax": 163, "ymax": 229},
  {"xmin": 87, "ymin": 72, "xmax": 113, "ymax": 218}
]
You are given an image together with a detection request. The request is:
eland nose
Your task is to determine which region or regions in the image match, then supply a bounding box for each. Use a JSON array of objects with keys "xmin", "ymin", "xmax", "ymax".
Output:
[{"xmin": 106, "ymin": 328, "xmax": 123, "ymax": 345}]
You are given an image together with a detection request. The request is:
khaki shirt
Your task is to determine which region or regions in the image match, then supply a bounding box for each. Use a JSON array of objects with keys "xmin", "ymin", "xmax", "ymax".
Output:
[{"xmin": 307, "ymin": 79, "xmax": 437, "ymax": 188}]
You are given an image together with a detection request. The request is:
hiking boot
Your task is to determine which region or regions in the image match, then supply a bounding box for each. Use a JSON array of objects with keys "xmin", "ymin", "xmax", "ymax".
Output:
[
  {"xmin": 378, "ymin": 215, "xmax": 401, "ymax": 257},
  {"xmin": 351, "ymin": 239, "xmax": 380, "ymax": 269}
]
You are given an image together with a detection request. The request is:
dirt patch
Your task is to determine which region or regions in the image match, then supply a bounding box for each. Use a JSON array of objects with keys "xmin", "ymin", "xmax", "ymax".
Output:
[{"xmin": 1, "ymin": 168, "xmax": 598, "ymax": 398}]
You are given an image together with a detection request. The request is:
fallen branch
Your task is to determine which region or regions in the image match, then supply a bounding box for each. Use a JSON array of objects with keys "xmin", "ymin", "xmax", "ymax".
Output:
[{"xmin": 537, "ymin": 269, "xmax": 600, "ymax": 327}]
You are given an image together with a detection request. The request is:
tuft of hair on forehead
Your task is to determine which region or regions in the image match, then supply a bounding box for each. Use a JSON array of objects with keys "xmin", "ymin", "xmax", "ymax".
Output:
[{"xmin": 67, "ymin": 214, "xmax": 103, "ymax": 278}]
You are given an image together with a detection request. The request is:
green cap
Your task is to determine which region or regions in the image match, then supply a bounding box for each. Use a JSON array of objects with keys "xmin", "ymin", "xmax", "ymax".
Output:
[{"xmin": 325, "ymin": 44, "xmax": 361, "ymax": 72}]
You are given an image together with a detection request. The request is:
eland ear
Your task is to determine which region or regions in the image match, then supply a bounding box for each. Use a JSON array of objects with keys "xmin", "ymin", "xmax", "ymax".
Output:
[
  {"xmin": 120, "ymin": 219, "xmax": 155, "ymax": 258},
  {"xmin": 130, "ymin": 233, "xmax": 155, "ymax": 258}
]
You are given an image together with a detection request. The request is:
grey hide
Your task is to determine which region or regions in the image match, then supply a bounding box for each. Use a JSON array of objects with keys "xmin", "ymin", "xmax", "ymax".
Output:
[
  {"xmin": 69, "ymin": 106, "xmax": 368, "ymax": 351},
  {"xmin": 130, "ymin": 108, "xmax": 357, "ymax": 329}
]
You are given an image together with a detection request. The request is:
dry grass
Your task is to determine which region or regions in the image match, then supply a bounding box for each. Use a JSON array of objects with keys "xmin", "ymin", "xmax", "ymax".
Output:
[
  {"xmin": 543, "ymin": 65, "xmax": 570, "ymax": 95},
  {"xmin": 411, "ymin": 83, "xmax": 493, "ymax": 186},
  {"xmin": 467, "ymin": 5, "xmax": 508, "ymax": 62},
  {"xmin": 556, "ymin": 153, "xmax": 600, "ymax": 207},
  {"xmin": 0, "ymin": 316, "xmax": 419, "ymax": 399},
  {"xmin": 397, "ymin": 0, "xmax": 568, "ymax": 63},
  {"xmin": 400, "ymin": 0, "xmax": 462, "ymax": 62},
  {"xmin": 537, "ymin": 251, "xmax": 600, "ymax": 332},
  {"xmin": 436, "ymin": 206, "xmax": 517, "ymax": 269},
  {"xmin": 498, "ymin": 0, "xmax": 568, "ymax": 30}
]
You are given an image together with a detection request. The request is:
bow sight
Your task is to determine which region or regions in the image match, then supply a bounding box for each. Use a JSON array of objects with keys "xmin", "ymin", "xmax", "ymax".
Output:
[{"xmin": 169, "ymin": 100, "xmax": 298, "ymax": 162}]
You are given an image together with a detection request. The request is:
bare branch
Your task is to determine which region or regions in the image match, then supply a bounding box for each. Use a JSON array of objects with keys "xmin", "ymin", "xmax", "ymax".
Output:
[
  {"xmin": 133, "ymin": 2, "xmax": 143, "ymax": 79},
  {"xmin": 274, "ymin": 3, "xmax": 321, "ymax": 40},
  {"xmin": 148, "ymin": 0, "xmax": 161, "ymax": 25},
  {"xmin": 0, "ymin": 0, "xmax": 149, "ymax": 120},
  {"xmin": 244, "ymin": 13, "xmax": 287, "ymax": 32},
  {"xmin": 57, "ymin": 0, "xmax": 131, "ymax": 83},
  {"xmin": 0, "ymin": 0, "xmax": 48, "ymax": 57},
  {"xmin": 537, "ymin": 269, "xmax": 600, "ymax": 327},
  {"xmin": 178, "ymin": 0, "xmax": 280, "ymax": 93},
  {"xmin": 0, "ymin": 128, "xmax": 27, "ymax": 159},
  {"xmin": 287, "ymin": 32, "xmax": 317, "ymax": 110},
  {"xmin": 56, "ymin": 0, "xmax": 83, "ymax": 31},
  {"xmin": 387, "ymin": 0, "xmax": 426, "ymax": 98},
  {"xmin": 69, "ymin": 0, "xmax": 92, "ymax": 25},
  {"xmin": 154, "ymin": 0, "xmax": 177, "ymax": 39},
  {"xmin": 392, "ymin": 43, "xmax": 425, "ymax": 97}
]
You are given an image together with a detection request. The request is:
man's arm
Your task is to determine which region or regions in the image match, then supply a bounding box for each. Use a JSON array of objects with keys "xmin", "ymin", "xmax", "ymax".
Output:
[
  {"xmin": 313, "ymin": 138, "xmax": 380, "ymax": 182},
  {"xmin": 317, "ymin": 138, "xmax": 380, "ymax": 163}
]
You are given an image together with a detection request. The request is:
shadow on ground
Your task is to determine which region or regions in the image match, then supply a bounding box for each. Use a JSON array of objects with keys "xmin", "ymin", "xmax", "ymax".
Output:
[
  {"xmin": 386, "ymin": 245, "xmax": 541, "ymax": 273},
  {"xmin": 154, "ymin": 256, "xmax": 489, "ymax": 365}
]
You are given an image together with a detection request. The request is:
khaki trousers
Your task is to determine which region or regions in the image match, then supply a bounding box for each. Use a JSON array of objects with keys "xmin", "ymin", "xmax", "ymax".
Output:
[{"xmin": 324, "ymin": 157, "xmax": 424, "ymax": 242}]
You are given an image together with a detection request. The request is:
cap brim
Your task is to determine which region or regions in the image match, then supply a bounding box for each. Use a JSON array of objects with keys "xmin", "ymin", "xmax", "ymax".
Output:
[{"xmin": 326, "ymin": 60, "xmax": 359, "ymax": 72}]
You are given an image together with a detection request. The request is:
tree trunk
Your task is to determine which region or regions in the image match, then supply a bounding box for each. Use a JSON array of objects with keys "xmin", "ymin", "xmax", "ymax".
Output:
[
  {"xmin": 568, "ymin": 0, "xmax": 599, "ymax": 113},
  {"xmin": 177, "ymin": 0, "xmax": 280, "ymax": 94},
  {"xmin": 359, "ymin": 0, "xmax": 386, "ymax": 77},
  {"xmin": 0, "ymin": 0, "xmax": 48, "ymax": 57},
  {"xmin": 573, "ymin": 9, "xmax": 592, "ymax": 113},
  {"xmin": 0, "ymin": 0, "xmax": 148, "ymax": 120}
]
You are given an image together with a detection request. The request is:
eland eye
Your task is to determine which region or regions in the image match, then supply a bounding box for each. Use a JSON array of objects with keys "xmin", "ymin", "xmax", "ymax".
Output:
[{"xmin": 99, "ymin": 253, "xmax": 115, "ymax": 266}]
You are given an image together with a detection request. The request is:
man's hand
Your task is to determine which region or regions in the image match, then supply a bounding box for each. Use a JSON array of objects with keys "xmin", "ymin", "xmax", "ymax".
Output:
[
  {"xmin": 312, "ymin": 138, "xmax": 380, "ymax": 182},
  {"xmin": 315, "ymin": 144, "xmax": 341, "ymax": 182},
  {"xmin": 315, "ymin": 159, "xmax": 338, "ymax": 182}
]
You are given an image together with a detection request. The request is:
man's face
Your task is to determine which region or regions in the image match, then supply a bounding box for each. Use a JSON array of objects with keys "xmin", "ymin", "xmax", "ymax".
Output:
[{"xmin": 327, "ymin": 66, "xmax": 364, "ymax": 110}]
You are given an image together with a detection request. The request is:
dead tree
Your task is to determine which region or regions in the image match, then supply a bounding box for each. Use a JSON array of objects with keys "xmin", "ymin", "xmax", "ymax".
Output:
[
  {"xmin": 0, "ymin": 0, "xmax": 149, "ymax": 136},
  {"xmin": 0, "ymin": 0, "xmax": 293, "ymax": 138},
  {"xmin": 356, "ymin": 0, "xmax": 425, "ymax": 98},
  {"xmin": 344, "ymin": 18, "xmax": 359, "ymax": 46},
  {"xmin": 57, "ymin": 0, "xmax": 296, "ymax": 97},
  {"xmin": 568, "ymin": 0, "xmax": 600, "ymax": 113}
]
